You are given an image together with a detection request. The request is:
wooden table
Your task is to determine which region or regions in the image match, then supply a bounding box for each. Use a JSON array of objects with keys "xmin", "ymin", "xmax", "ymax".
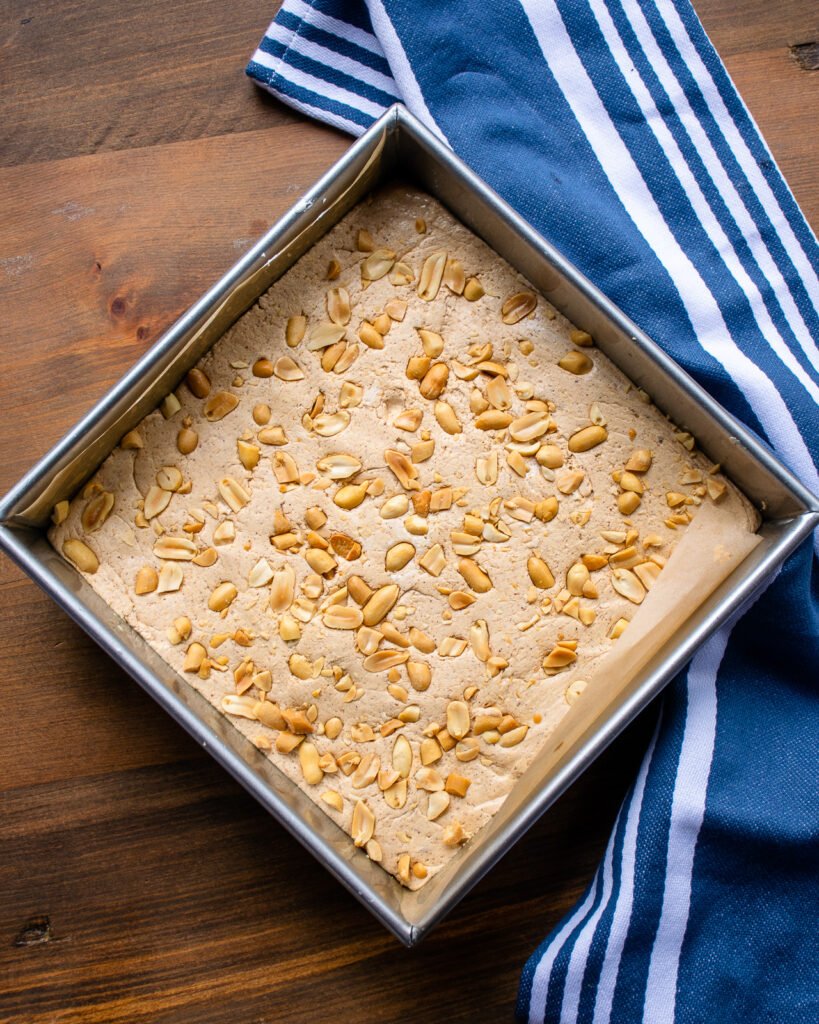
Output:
[{"xmin": 1, "ymin": 3, "xmax": 816, "ymax": 1020}]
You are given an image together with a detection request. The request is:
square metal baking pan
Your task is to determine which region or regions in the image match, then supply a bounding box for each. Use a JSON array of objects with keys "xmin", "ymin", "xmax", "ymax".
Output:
[{"xmin": 1, "ymin": 104, "xmax": 816, "ymax": 946}]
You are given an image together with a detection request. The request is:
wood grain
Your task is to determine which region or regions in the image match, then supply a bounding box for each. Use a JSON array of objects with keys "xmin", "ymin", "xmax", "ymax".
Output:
[
  {"xmin": 0, "ymin": 723, "xmax": 651, "ymax": 1024},
  {"xmin": 0, "ymin": 0, "xmax": 291, "ymax": 167},
  {"xmin": 696, "ymin": 0, "xmax": 818, "ymax": 223},
  {"xmin": 0, "ymin": 0, "xmax": 816, "ymax": 1020}
]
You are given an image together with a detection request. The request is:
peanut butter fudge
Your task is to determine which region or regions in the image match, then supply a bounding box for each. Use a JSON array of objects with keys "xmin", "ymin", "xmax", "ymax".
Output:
[{"xmin": 49, "ymin": 186, "xmax": 758, "ymax": 888}]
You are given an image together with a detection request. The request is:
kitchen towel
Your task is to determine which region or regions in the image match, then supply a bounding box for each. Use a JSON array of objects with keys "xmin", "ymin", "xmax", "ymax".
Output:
[{"xmin": 247, "ymin": 2, "xmax": 819, "ymax": 1021}]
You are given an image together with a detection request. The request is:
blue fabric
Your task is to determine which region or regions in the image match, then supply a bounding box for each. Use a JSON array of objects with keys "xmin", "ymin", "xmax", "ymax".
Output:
[{"xmin": 247, "ymin": 2, "xmax": 819, "ymax": 1020}]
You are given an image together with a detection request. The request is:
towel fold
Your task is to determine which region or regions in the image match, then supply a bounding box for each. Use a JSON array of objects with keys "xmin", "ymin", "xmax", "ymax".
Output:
[{"xmin": 248, "ymin": 3, "xmax": 819, "ymax": 1020}]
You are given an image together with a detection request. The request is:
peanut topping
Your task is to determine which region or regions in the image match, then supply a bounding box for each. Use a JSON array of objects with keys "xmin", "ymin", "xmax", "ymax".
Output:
[
  {"xmin": 385, "ymin": 449, "xmax": 419, "ymax": 490},
  {"xmin": 486, "ymin": 375, "xmax": 511, "ymax": 410},
  {"xmin": 252, "ymin": 358, "xmax": 274, "ymax": 378},
  {"xmin": 153, "ymin": 536, "xmax": 197, "ymax": 561},
  {"xmin": 417, "ymin": 252, "xmax": 447, "ymax": 301},
  {"xmin": 419, "ymin": 544, "xmax": 446, "ymax": 577},
  {"xmin": 156, "ymin": 563, "xmax": 183, "ymax": 593},
  {"xmin": 52, "ymin": 500, "xmax": 70, "ymax": 526},
  {"xmin": 286, "ymin": 315, "xmax": 307, "ymax": 348},
  {"xmin": 273, "ymin": 356, "xmax": 304, "ymax": 381},
  {"xmin": 358, "ymin": 322, "xmax": 383, "ymax": 350},
  {"xmin": 327, "ymin": 287, "xmax": 351, "ymax": 326},
  {"xmin": 419, "ymin": 362, "xmax": 449, "ymax": 400},
  {"xmin": 501, "ymin": 291, "xmax": 536, "ymax": 324},
  {"xmin": 81, "ymin": 491, "xmax": 114, "ymax": 532},
  {"xmin": 618, "ymin": 492, "xmax": 641, "ymax": 515},
  {"xmin": 446, "ymin": 701, "xmax": 470, "ymax": 740},
  {"xmin": 427, "ymin": 791, "xmax": 450, "ymax": 820},
  {"xmin": 352, "ymin": 800, "xmax": 375, "ymax": 846},
  {"xmin": 144, "ymin": 485, "xmax": 171, "ymax": 520},
  {"xmin": 458, "ymin": 558, "xmax": 492, "ymax": 593},
  {"xmin": 218, "ymin": 477, "xmax": 250, "ymax": 512},
  {"xmin": 385, "ymin": 542, "xmax": 416, "ymax": 571},
  {"xmin": 362, "ymin": 584, "xmax": 400, "ymax": 627},
  {"xmin": 312, "ymin": 411, "xmax": 351, "ymax": 437},
  {"xmin": 418, "ymin": 329, "xmax": 444, "ymax": 358},
  {"xmin": 356, "ymin": 228, "xmax": 374, "ymax": 252},
  {"xmin": 361, "ymin": 249, "xmax": 396, "ymax": 281},
  {"xmin": 51, "ymin": 190, "xmax": 748, "ymax": 897},
  {"xmin": 134, "ymin": 566, "xmax": 158, "ymax": 595},
  {"xmin": 208, "ymin": 582, "xmax": 238, "ymax": 612},
  {"xmin": 203, "ymin": 391, "xmax": 239, "ymax": 421},
  {"xmin": 407, "ymin": 661, "xmax": 432, "ymax": 691},
  {"xmin": 611, "ymin": 567, "xmax": 646, "ymax": 604},
  {"xmin": 323, "ymin": 605, "xmax": 364, "ymax": 630},
  {"xmin": 333, "ymin": 483, "xmax": 368, "ymax": 510},
  {"xmin": 475, "ymin": 410, "xmax": 512, "ymax": 431},
  {"xmin": 380, "ymin": 494, "xmax": 409, "ymax": 519},
  {"xmin": 543, "ymin": 644, "xmax": 577, "ymax": 671},
  {"xmin": 257, "ymin": 425, "xmax": 287, "ymax": 445},
  {"xmin": 317, "ymin": 453, "xmax": 361, "ymax": 480},
  {"xmin": 237, "ymin": 440, "xmax": 260, "ymax": 471},
  {"xmin": 62, "ymin": 539, "xmax": 99, "ymax": 574},
  {"xmin": 299, "ymin": 742, "xmax": 323, "ymax": 785},
  {"xmin": 625, "ymin": 449, "xmax": 653, "ymax": 473},
  {"xmin": 390, "ymin": 261, "xmax": 414, "ymax": 286},
  {"xmin": 558, "ymin": 350, "xmax": 593, "ymax": 375},
  {"xmin": 568, "ymin": 425, "xmax": 608, "ymax": 452},
  {"xmin": 434, "ymin": 401, "xmax": 462, "ymax": 434},
  {"xmin": 509, "ymin": 410, "xmax": 550, "ymax": 442},
  {"xmin": 177, "ymin": 427, "xmax": 199, "ymax": 455},
  {"xmin": 120, "ymin": 429, "xmax": 144, "ymax": 450}
]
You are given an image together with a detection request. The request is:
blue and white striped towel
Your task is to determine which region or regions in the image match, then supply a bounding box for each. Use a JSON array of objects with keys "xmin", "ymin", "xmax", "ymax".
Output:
[{"xmin": 248, "ymin": 3, "xmax": 819, "ymax": 1020}]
